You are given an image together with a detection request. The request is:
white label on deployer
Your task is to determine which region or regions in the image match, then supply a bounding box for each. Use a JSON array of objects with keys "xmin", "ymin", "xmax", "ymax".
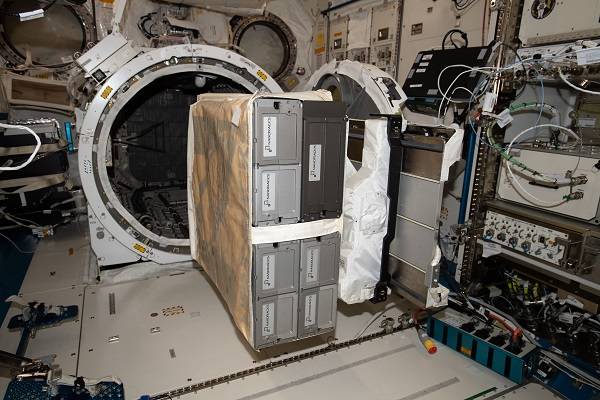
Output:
[
  {"xmin": 308, "ymin": 144, "xmax": 322, "ymax": 182},
  {"xmin": 262, "ymin": 172, "xmax": 276, "ymax": 211},
  {"xmin": 262, "ymin": 254, "xmax": 275, "ymax": 290},
  {"xmin": 304, "ymin": 294, "xmax": 317, "ymax": 327},
  {"xmin": 305, "ymin": 248, "xmax": 320, "ymax": 283},
  {"xmin": 263, "ymin": 116, "xmax": 277, "ymax": 157},
  {"xmin": 262, "ymin": 302, "xmax": 275, "ymax": 336}
]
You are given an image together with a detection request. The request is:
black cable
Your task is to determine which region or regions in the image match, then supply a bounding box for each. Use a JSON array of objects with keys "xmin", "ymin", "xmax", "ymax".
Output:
[
  {"xmin": 90, "ymin": 0, "xmax": 98, "ymax": 42},
  {"xmin": 137, "ymin": 12, "xmax": 158, "ymax": 39},
  {"xmin": 452, "ymin": 0, "xmax": 479, "ymax": 11},
  {"xmin": 442, "ymin": 29, "xmax": 469, "ymax": 50}
]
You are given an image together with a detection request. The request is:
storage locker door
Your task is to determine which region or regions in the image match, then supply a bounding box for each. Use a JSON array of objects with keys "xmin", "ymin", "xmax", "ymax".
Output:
[
  {"xmin": 252, "ymin": 165, "xmax": 301, "ymax": 225},
  {"xmin": 300, "ymin": 233, "xmax": 340, "ymax": 289},
  {"xmin": 254, "ymin": 293, "xmax": 298, "ymax": 348},
  {"xmin": 301, "ymin": 101, "xmax": 346, "ymax": 221},
  {"xmin": 253, "ymin": 241, "xmax": 300, "ymax": 298},
  {"xmin": 253, "ymin": 98, "xmax": 302, "ymax": 165}
]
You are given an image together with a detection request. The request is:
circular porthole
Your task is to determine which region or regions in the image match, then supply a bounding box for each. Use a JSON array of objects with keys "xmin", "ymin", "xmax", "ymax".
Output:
[
  {"xmin": 531, "ymin": 0, "xmax": 556, "ymax": 20},
  {"xmin": 232, "ymin": 14, "xmax": 296, "ymax": 84},
  {"xmin": 0, "ymin": 0, "xmax": 94, "ymax": 70}
]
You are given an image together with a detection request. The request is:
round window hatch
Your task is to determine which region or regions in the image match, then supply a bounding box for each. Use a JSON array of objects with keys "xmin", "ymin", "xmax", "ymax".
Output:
[
  {"xmin": 531, "ymin": 0, "xmax": 556, "ymax": 19},
  {"xmin": 232, "ymin": 14, "xmax": 297, "ymax": 84},
  {"xmin": 0, "ymin": 0, "xmax": 94, "ymax": 70}
]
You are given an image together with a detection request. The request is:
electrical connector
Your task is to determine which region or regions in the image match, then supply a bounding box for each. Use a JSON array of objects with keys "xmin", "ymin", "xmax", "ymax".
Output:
[
  {"xmin": 496, "ymin": 109, "xmax": 513, "ymax": 128},
  {"xmin": 482, "ymin": 92, "xmax": 498, "ymax": 113}
]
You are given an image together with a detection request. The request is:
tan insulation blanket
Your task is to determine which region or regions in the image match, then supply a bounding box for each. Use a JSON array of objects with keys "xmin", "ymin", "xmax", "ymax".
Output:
[
  {"xmin": 187, "ymin": 90, "xmax": 339, "ymax": 346},
  {"xmin": 187, "ymin": 93, "xmax": 253, "ymax": 340}
]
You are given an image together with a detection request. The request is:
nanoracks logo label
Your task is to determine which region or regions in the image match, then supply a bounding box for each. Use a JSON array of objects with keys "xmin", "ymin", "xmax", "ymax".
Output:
[
  {"xmin": 263, "ymin": 116, "xmax": 277, "ymax": 157},
  {"xmin": 306, "ymin": 248, "xmax": 319, "ymax": 283},
  {"xmin": 308, "ymin": 144, "xmax": 322, "ymax": 182},
  {"xmin": 263, "ymin": 305, "xmax": 271, "ymax": 332},
  {"xmin": 263, "ymin": 254, "xmax": 275, "ymax": 290},
  {"xmin": 305, "ymin": 294, "xmax": 316, "ymax": 326},
  {"xmin": 262, "ymin": 172, "xmax": 275, "ymax": 211},
  {"xmin": 262, "ymin": 302, "xmax": 274, "ymax": 336}
]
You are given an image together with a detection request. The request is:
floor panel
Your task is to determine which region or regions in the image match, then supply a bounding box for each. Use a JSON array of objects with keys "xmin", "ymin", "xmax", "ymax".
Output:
[
  {"xmin": 1, "ymin": 227, "xmax": 516, "ymax": 400},
  {"xmin": 0, "ymin": 286, "xmax": 84, "ymax": 382}
]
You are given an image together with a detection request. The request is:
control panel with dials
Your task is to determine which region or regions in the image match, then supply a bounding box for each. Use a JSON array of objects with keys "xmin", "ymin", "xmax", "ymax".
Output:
[
  {"xmin": 482, "ymin": 201, "xmax": 600, "ymax": 286},
  {"xmin": 484, "ymin": 210, "xmax": 568, "ymax": 266}
]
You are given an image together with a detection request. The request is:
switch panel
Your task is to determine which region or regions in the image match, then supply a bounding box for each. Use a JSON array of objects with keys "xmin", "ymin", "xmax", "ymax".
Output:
[{"xmin": 484, "ymin": 210, "xmax": 568, "ymax": 266}]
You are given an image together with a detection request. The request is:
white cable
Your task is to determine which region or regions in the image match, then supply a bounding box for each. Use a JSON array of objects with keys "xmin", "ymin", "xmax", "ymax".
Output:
[
  {"xmin": 437, "ymin": 65, "xmax": 497, "ymax": 102},
  {"xmin": 353, "ymin": 302, "xmax": 397, "ymax": 339},
  {"xmin": 450, "ymin": 86, "xmax": 475, "ymax": 100},
  {"xmin": 437, "ymin": 65, "xmax": 495, "ymax": 119},
  {"xmin": 436, "ymin": 55, "xmax": 536, "ymax": 120},
  {"xmin": 558, "ymin": 69, "xmax": 600, "ymax": 96},
  {"xmin": 541, "ymin": 351, "xmax": 600, "ymax": 391},
  {"xmin": 505, "ymin": 124, "xmax": 582, "ymax": 207},
  {"xmin": 510, "ymin": 103, "xmax": 560, "ymax": 126},
  {"xmin": 0, "ymin": 122, "xmax": 41, "ymax": 171},
  {"xmin": 49, "ymin": 195, "xmax": 83, "ymax": 209},
  {"xmin": 506, "ymin": 166, "xmax": 567, "ymax": 207},
  {"xmin": 0, "ymin": 231, "xmax": 36, "ymax": 254},
  {"xmin": 437, "ymin": 86, "xmax": 476, "ymax": 120},
  {"xmin": 543, "ymin": 357, "xmax": 600, "ymax": 390},
  {"xmin": 0, "ymin": 209, "xmax": 42, "ymax": 228},
  {"xmin": 506, "ymin": 124, "xmax": 581, "ymax": 169}
]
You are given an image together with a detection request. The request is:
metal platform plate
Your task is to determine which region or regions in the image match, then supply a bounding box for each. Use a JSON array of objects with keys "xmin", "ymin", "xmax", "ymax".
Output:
[{"xmin": 2, "ymin": 227, "xmax": 516, "ymax": 400}]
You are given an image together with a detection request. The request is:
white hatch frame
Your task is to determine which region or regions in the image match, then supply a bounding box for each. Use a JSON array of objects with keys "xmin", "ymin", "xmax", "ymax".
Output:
[
  {"xmin": 304, "ymin": 59, "xmax": 407, "ymax": 117},
  {"xmin": 79, "ymin": 43, "xmax": 282, "ymax": 265}
]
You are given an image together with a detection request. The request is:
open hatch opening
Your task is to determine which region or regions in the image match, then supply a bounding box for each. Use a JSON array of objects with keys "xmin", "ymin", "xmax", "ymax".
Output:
[{"xmin": 107, "ymin": 72, "xmax": 249, "ymax": 240}]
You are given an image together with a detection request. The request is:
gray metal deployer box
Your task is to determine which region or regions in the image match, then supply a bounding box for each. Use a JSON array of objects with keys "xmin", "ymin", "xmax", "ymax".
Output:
[
  {"xmin": 301, "ymin": 101, "xmax": 346, "ymax": 221},
  {"xmin": 253, "ymin": 241, "xmax": 300, "ymax": 299},
  {"xmin": 253, "ymin": 98, "xmax": 302, "ymax": 165},
  {"xmin": 252, "ymin": 164, "xmax": 301, "ymax": 226},
  {"xmin": 298, "ymin": 284, "xmax": 337, "ymax": 338},
  {"xmin": 300, "ymin": 233, "xmax": 340, "ymax": 290},
  {"xmin": 254, "ymin": 293, "xmax": 298, "ymax": 349}
]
